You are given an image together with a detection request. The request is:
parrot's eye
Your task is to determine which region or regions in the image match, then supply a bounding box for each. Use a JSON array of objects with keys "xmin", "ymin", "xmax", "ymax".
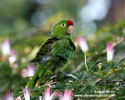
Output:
[{"xmin": 61, "ymin": 23, "xmax": 66, "ymax": 27}]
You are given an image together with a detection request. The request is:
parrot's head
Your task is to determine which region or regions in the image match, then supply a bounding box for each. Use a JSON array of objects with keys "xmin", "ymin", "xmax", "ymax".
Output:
[{"xmin": 51, "ymin": 19, "xmax": 74, "ymax": 39}]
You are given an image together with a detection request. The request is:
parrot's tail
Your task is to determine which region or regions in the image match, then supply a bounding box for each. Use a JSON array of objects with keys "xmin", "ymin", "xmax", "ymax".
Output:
[
  {"xmin": 28, "ymin": 63, "xmax": 53, "ymax": 88},
  {"xmin": 27, "ymin": 71, "xmax": 39, "ymax": 88}
]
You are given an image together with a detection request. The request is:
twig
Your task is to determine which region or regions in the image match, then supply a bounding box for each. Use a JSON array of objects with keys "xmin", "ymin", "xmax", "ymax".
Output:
[
  {"xmin": 84, "ymin": 52, "xmax": 89, "ymax": 72},
  {"xmin": 101, "ymin": 94, "xmax": 115, "ymax": 100}
]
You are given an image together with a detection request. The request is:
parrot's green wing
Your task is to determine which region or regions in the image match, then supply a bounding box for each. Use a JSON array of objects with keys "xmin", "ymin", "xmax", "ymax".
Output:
[
  {"xmin": 31, "ymin": 37, "xmax": 75, "ymax": 63},
  {"xmin": 30, "ymin": 37, "xmax": 59, "ymax": 63},
  {"xmin": 51, "ymin": 38, "xmax": 75, "ymax": 60}
]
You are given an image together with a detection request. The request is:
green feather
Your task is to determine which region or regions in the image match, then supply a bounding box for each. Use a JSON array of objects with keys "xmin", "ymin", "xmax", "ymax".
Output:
[{"xmin": 51, "ymin": 38, "xmax": 75, "ymax": 59}]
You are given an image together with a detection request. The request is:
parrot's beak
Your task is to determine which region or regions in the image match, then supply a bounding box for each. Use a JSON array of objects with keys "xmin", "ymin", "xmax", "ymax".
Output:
[{"xmin": 67, "ymin": 25, "xmax": 73, "ymax": 34}]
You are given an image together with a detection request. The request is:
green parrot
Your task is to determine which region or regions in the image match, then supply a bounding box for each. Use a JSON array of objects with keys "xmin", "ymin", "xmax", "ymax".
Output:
[{"xmin": 28, "ymin": 19, "xmax": 75, "ymax": 88}]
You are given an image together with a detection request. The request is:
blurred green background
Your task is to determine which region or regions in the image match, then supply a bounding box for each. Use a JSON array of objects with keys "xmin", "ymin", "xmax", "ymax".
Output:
[
  {"xmin": 0, "ymin": 0, "xmax": 125, "ymax": 99},
  {"xmin": 0, "ymin": 0, "xmax": 124, "ymax": 35}
]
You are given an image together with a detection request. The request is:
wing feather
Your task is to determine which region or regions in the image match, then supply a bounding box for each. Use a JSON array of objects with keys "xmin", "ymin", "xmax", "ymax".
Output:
[{"xmin": 30, "ymin": 37, "xmax": 59, "ymax": 63}]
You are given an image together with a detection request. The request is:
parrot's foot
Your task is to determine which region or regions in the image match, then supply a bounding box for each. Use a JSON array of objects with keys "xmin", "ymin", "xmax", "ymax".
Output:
[
  {"xmin": 60, "ymin": 71, "xmax": 78, "ymax": 80},
  {"xmin": 50, "ymin": 75, "xmax": 58, "ymax": 79}
]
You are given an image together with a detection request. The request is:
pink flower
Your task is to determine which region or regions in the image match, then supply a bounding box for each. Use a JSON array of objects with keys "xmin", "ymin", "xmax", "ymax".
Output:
[
  {"xmin": 20, "ymin": 69, "xmax": 28, "ymax": 78},
  {"xmin": 8, "ymin": 50, "xmax": 17, "ymax": 64},
  {"xmin": 5, "ymin": 91, "xmax": 14, "ymax": 100},
  {"xmin": 107, "ymin": 42, "xmax": 114, "ymax": 62},
  {"xmin": 44, "ymin": 88, "xmax": 63, "ymax": 100},
  {"xmin": 44, "ymin": 88, "xmax": 51, "ymax": 100},
  {"xmin": 23, "ymin": 87, "xmax": 30, "ymax": 100},
  {"xmin": 44, "ymin": 88, "xmax": 53, "ymax": 100},
  {"xmin": 77, "ymin": 35, "xmax": 89, "ymax": 53},
  {"xmin": 63, "ymin": 90, "xmax": 72, "ymax": 100},
  {"xmin": 44, "ymin": 88, "xmax": 72, "ymax": 100},
  {"xmin": 27, "ymin": 65, "xmax": 35, "ymax": 77},
  {"xmin": 39, "ymin": 96, "xmax": 42, "ymax": 100},
  {"xmin": 20, "ymin": 65, "xmax": 35, "ymax": 78},
  {"xmin": 1, "ymin": 39, "xmax": 11, "ymax": 56},
  {"xmin": 16, "ymin": 96, "xmax": 21, "ymax": 100}
]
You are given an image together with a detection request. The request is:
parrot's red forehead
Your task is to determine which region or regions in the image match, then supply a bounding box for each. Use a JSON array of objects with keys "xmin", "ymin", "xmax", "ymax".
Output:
[{"xmin": 67, "ymin": 20, "xmax": 73, "ymax": 26}]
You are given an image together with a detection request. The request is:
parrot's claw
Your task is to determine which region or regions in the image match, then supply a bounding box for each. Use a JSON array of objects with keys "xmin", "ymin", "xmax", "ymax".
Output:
[
  {"xmin": 50, "ymin": 75, "xmax": 58, "ymax": 79},
  {"xmin": 60, "ymin": 71, "xmax": 78, "ymax": 80}
]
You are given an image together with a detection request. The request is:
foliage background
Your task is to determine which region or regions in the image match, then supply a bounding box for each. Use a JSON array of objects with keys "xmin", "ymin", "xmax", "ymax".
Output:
[{"xmin": 0, "ymin": 0, "xmax": 125, "ymax": 99}]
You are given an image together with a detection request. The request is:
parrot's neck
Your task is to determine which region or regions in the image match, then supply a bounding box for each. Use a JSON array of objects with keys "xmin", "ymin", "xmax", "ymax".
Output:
[{"xmin": 51, "ymin": 34, "xmax": 71, "ymax": 40}]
